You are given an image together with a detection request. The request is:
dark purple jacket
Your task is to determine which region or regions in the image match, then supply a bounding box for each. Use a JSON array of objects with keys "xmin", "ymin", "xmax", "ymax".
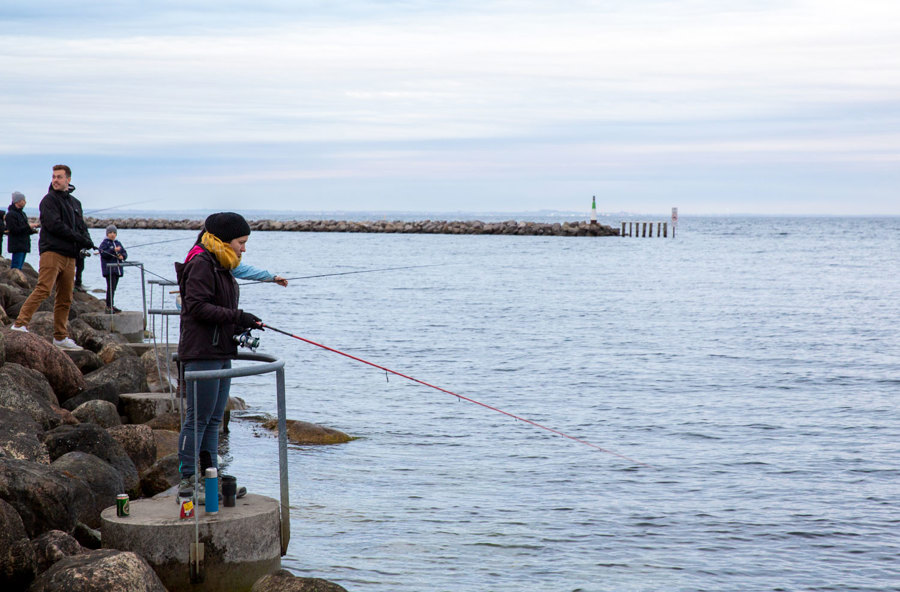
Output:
[
  {"xmin": 175, "ymin": 246, "xmax": 243, "ymax": 362},
  {"xmin": 98, "ymin": 238, "xmax": 128, "ymax": 277}
]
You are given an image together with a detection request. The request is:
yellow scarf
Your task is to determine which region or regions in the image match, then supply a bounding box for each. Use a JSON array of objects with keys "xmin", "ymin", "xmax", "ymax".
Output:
[{"xmin": 200, "ymin": 232, "xmax": 240, "ymax": 270}]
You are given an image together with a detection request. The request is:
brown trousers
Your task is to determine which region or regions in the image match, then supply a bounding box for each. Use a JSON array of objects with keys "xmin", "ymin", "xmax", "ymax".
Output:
[{"xmin": 15, "ymin": 251, "xmax": 76, "ymax": 340}]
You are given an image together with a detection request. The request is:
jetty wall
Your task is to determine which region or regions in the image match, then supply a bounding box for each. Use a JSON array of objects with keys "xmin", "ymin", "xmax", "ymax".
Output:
[
  {"xmin": 85, "ymin": 217, "xmax": 619, "ymax": 237},
  {"xmin": 0, "ymin": 263, "xmax": 349, "ymax": 591}
]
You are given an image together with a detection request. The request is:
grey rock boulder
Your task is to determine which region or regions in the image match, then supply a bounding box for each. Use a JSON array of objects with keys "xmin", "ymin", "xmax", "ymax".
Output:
[
  {"xmin": 0, "ymin": 408, "xmax": 49, "ymax": 464},
  {"xmin": 42, "ymin": 423, "xmax": 139, "ymax": 497},
  {"xmin": 67, "ymin": 348, "xmax": 104, "ymax": 374},
  {"xmin": 30, "ymin": 530, "xmax": 83, "ymax": 576},
  {"xmin": 140, "ymin": 453, "xmax": 179, "ymax": 498},
  {"xmin": 71, "ymin": 400, "xmax": 121, "ymax": 429},
  {"xmin": 61, "ymin": 382, "xmax": 118, "ymax": 412},
  {"xmin": 0, "ymin": 458, "xmax": 85, "ymax": 537},
  {"xmin": 0, "ymin": 363, "xmax": 76, "ymax": 431},
  {"xmin": 51, "ymin": 451, "xmax": 124, "ymax": 529},
  {"xmin": 28, "ymin": 548, "xmax": 167, "ymax": 592},
  {"xmin": 262, "ymin": 418, "xmax": 353, "ymax": 445},
  {"xmin": 83, "ymin": 355, "xmax": 148, "ymax": 396},
  {"xmin": 3, "ymin": 330, "xmax": 86, "ymax": 402},
  {"xmin": 0, "ymin": 497, "xmax": 36, "ymax": 590},
  {"xmin": 107, "ymin": 424, "xmax": 156, "ymax": 475},
  {"xmin": 252, "ymin": 569, "xmax": 349, "ymax": 592},
  {"xmin": 68, "ymin": 317, "xmax": 126, "ymax": 354}
]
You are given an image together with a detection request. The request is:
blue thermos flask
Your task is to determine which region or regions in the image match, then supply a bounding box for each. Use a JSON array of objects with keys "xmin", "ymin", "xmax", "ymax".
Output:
[{"xmin": 205, "ymin": 467, "xmax": 218, "ymax": 514}]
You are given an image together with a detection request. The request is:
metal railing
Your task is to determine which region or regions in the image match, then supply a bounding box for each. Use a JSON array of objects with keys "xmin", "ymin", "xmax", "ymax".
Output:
[
  {"xmin": 180, "ymin": 352, "xmax": 291, "ymax": 556},
  {"xmin": 107, "ymin": 260, "xmax": 148, "ymax": 328},
  {"xmin": 147, "ymin": 278, "xmax": 178, "ymax": 395}
]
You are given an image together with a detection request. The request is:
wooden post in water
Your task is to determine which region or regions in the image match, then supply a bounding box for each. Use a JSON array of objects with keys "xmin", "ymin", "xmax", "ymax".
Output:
[{"xmin": 619, "ymin": 220, "xmax": 672, "ymax": 238}]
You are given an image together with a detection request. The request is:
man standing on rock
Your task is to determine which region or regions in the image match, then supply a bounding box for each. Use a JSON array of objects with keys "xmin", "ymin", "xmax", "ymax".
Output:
[
  {"xmin": 10, "ymin": 165, "xmax": 94, "ymax": 350},
  {"xmin": 7, "ymin": 191, "xmax": 40, "ymax": 269}
]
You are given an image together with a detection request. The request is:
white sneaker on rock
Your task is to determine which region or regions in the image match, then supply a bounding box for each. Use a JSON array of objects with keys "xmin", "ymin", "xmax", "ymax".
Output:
[
  {"xmin": 53, "ymin": 337, "xmax": 83, "ymax": 350},
  {"xmin": 10, "ymin": 324, "xmax": 28, "ymax": 333}
]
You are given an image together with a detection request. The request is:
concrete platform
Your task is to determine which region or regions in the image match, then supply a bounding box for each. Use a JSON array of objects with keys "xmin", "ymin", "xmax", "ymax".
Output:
[
  {"xmin": 101, "ymin": 493, "xmax": 282, "ymax": 592},
  {"xmin": 127, "ymin": 342, "xmax": 177, "ymax": 357},
  {"xmin": 81, "ymin": 310, "xmax": 145, "ymax": 342},
  {"xmin": 119, "ymin": 392, "xmax": 179, "ymax": 424}
]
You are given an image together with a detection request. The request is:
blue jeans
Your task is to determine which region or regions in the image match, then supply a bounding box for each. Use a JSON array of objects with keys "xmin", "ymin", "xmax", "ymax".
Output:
[
  {"xmin": 10, "ymin": 252, "xmax": 26, "ymax": 269},
  {"xmin": 178, "ymin": 359, "xmax": 232, "ymax": 478}
]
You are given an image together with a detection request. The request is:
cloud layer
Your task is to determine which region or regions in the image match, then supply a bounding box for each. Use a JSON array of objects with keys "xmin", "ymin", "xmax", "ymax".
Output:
[{"xmin": 1, "ymin": 1, "xmax": 898, "ymax": 214}]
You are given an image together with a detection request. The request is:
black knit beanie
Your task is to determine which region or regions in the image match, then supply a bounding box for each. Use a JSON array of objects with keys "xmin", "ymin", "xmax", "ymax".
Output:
[{"xmin": 204, "ymin": 212, "xmax": 251, "ymax": 243}]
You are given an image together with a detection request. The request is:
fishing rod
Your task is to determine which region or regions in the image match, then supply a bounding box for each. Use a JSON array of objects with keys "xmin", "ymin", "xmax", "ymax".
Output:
[
  {"xmin": 238, "ymin": 263, "xmax": 446, "ymax": 286},
  {"xmin": 96, "ymin": 257, "xmax": 445, "ymax": 291},
  {"xmin": 123, "ymin": 236, "xmax": 195, "ymax": 250},
  {"xmin": 261, "ymin": 323, "xmax": 653, "ymax": 468},
  {"xmin": 84, "ymin": 199, "xmax": 156, "ymax": 216}
]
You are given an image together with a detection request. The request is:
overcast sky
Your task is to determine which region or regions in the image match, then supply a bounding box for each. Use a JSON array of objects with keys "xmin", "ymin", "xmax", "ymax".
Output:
[{"xmin": 1, "ymin": 1, "xmax": 898, "ymax": 215}]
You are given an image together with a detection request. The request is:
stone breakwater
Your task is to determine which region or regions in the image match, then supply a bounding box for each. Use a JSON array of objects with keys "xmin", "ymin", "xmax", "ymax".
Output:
[
  {"xmin": 0, "ymin": 260, "xmax": 350, "ymax": 591},
  {"xmin": 86, "ymin": 217, "xmax": 620, "ymax": 237}
]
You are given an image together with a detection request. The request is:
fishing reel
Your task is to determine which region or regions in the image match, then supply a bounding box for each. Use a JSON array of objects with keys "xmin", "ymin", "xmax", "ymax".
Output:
[
  {"xmin": 79, "ymin": 248, "xmax": 93, "ymax": 257},
  {"xmin": 233, "ymin": 330, "xmax": 260, "ymax": 351}
]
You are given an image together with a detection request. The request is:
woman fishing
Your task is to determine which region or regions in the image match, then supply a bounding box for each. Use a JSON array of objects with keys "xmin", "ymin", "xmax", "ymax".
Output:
[{"xmin": 175, "ymin": 212, "xmax": 262, "ymax": 500}]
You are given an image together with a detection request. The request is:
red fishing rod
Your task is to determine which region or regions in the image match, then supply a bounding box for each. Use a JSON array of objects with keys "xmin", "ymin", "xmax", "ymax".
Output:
[{"xmin": 261, "ymin": 323, "xmax": 653, "ymax": 468}]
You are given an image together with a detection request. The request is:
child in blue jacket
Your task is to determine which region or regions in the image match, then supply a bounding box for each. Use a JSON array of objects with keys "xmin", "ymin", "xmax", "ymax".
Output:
[{"xmin": 98, "ymin": 225, "xmax": 128, "ymax": 312}]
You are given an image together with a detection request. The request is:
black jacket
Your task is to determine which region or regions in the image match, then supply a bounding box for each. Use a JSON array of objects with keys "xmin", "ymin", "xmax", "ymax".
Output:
[
  {"xmin": 38, "ymin": 184, "xmax": 93, "ymax": 258},
  {"xmin": 6, "ymin": 203, "xmax": 38, "ymax": 253},
  {"xmin": 175, "ymin": 247, "xmax": 245, "ymax": 362}
]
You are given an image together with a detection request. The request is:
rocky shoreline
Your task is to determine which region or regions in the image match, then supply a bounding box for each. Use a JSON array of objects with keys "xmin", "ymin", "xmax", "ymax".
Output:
[
  {"xmin": 0, "ymin": 260, "xmax": 350, "ymax": 591},
  {"xmin": 84, "ymin": 216, "xmax": 619, "ymax": 237}
]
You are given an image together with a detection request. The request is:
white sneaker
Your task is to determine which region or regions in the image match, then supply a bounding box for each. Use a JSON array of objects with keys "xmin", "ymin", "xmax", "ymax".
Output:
[
  {"xmin": 53, "ymin": 337, "xmax": 83, "ymax": 351},
  {"xmin": 10, "ymin": 324, "xmax": 28, "ymax": 333}
]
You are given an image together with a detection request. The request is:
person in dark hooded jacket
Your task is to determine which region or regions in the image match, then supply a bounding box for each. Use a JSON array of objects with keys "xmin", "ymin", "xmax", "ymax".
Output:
[
  {"xmin": 11, "ymin": 165, "xmax": 94, "ymax": 350},
  {"xmin": 175, "ymin": 211, "xmax": 261, "ymax": 501},
  {"xmin": 98, "ymin": 224, "xmax": 127, "ymax": 312},
  {"xmin": 6, "ymin": 191, "xmax": 39, "ymax": 269}
]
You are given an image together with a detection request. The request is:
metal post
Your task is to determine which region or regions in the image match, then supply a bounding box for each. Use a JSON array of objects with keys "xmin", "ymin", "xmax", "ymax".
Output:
[
  {"xmin": 139, "ymin": 264, "xmax": 147, "ymax": 331},
  {"xmin": 276, "ymin": 366, "xmax": 290, "ymax": 555},
  {"xmin": 190, "ymin": 377, "xmax": 203, "ymax": 583},
  {"xmin": 148, "ymin": 279, "xmax": 178, "ymax": 394}
]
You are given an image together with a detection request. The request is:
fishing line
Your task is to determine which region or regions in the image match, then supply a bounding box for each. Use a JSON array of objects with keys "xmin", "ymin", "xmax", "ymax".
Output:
[
  {"xmin": 237, "ymin": 264, "xmax": 446, "ymax": 286},
  {"xmin": 261, "ymin": 323, "xmax": 653, "ymax": 468},
  {"xmin": 90, "ymin": 256, "xmax": 443, "ymax": 291},
  {"xmin": 92, "ymin": 247, "xmax": 176, "ymax": 285},
  {"xmin": 83, "ymin": 199, "xmax": 156, "ymax": 215},
  {"xmin": 123, "ymin": 236, "xmax": 195, "ymax": 250}
]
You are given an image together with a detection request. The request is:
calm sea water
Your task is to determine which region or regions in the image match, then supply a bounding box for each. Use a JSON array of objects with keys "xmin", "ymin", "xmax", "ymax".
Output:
[{"xmin": 87, "ymin": 216, "xmax": 899, "ymax": 592}]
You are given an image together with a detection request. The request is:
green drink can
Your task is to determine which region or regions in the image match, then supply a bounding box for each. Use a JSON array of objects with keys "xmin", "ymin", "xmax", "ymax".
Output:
[{"xmin": 116, "ymin": 494, "xmax": 130, "ymax": 517}]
